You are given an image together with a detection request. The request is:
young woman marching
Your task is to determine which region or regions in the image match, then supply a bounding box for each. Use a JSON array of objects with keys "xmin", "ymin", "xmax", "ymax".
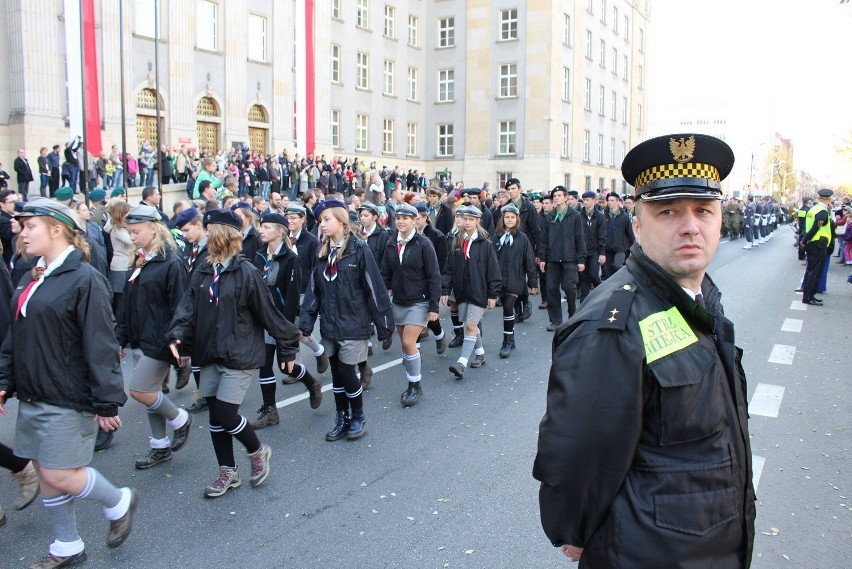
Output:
[
  {"xmin": 249, "ymin": 212, "xmax": 323, "ymax": 429},
  {"xmin": 283, "ymin": 204, "xmax": 329, "ymax": 376},
  {"xmin": 231, "ymin": 202, "xmax": 261, "ymax": 261},
  {"xmin": 413, "ymin": 203, "xmax": 448, "ymax": 354},
  {"xmin": 0, "ymin": 198, "xmax": 137, "ymax": 567},
  {"xmin": 167, "ymin": 209, "xmax": 301, "ymax": 497},
  {"xmin": 117, "ymin": 204, "xmax": 193, "ymax": 470},
  {"xmin": 174, "ymin": 207, "xmax": 210, "ymax": 413},
  {"xmin": 441, "ymin": 205, "xmax": 502, "ymax": 379},
  {"xmin": 492, "ymin": 204, "xmax": 539, "ymax": 358},
  {"xmin": 299, "ymin": 201, "xmax": 394, "ymax": 441},
  {"xmin": 356, "ymin": 202, "xmax": 391, "ymax": 387},
  {"xmin": 445, "ymin": 210, "xmax": 466, "ymax": 348},
  {"xmin": 380, "ymin": 204, "xmax": 442, "ymax": 407}
]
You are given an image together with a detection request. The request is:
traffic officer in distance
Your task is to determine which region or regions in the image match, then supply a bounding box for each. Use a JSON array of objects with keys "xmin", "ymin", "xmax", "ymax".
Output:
[
  {"xmin": 800, "ymin": 188, "xmax": 834, "ymax": 306},
  {"xmin": 534, "ymin": 133, "xmax": 756, "ymax": 567}
]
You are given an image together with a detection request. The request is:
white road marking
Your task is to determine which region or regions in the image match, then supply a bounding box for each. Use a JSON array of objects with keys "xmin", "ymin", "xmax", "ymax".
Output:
[
  {"xmin": 276, "ymin": 358, "xmax": 403, "ymax": 409},
  {"xmin": 749, "ymin": 383, "xmax": 786, "ymax": 418},
  {"xmin": 768, "ymin": 344, "xmax": 796, "ymax": 365},
  {"xmin": 789, "ymin": 301, "xmax": 807, "ymax": 311},
  {"xmin": 781, "ymin": 318, "xmax": 803, "ymax": 333},
  {"xmin": 752, "ymin": 455, "xmax": 766, "ymax": 491}
]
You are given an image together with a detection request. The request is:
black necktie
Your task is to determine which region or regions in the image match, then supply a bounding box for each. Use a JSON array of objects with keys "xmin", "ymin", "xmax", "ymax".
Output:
[{"xmin": 695, "ymin": 293, "xmax": 705, "ymax": 308}]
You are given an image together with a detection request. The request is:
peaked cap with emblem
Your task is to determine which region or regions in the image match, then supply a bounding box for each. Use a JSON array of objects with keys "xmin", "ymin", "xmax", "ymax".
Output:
[{"xmin": 621, "ymin": 133, "xmax": 734, "ymax": 202}]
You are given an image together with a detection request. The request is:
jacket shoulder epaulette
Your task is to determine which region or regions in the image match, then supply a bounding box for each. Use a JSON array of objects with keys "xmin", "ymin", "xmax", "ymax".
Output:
[{"xmin": 597, "ymin": 283, "xmax": 636, "ymax": 332}]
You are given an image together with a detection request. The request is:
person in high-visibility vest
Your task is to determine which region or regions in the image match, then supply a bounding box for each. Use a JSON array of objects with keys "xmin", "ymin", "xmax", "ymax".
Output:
[
  {"xmin": 795, "ymin": 197, "xmax": 811, "ymax": 260},
  {"xmin": 800, "ymin": 189, "xmax": 834, "ymax": 305}
]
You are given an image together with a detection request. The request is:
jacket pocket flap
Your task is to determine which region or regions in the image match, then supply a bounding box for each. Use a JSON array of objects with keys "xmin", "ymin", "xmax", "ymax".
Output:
[
  {"xmin": 649, "ymin": 345, "xmax": 716, "ymax": 388},
  {"xmin": 654, "ymin": 487, "xmax": 739, "ymax": 536}
]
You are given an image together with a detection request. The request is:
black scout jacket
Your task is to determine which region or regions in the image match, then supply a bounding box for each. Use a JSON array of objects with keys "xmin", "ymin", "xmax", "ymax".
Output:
[
  {"xmin": 442, "ymin": 234, "xmax": 502, "ymax": 308},
  {"xmin": 168, "ymin": 254, "xmax": 300, "ymax": 369},
  {"xmin": 0, "ymin": 249, "xmax": 127, "ymax": 417},
  {"xmin": 534, "ymin": 244, "xmax": 755, "ymax": 568},
  {"xmin": 253, "ymin": 245, "xmax": 301, "ymax": 324},
  {"xmin": 380, "ymin": 230, "xmax": 442, "ymax": 314},
  {"xmin": 492, "ymin": 230, "xmax": 538, "ymax": 297}
]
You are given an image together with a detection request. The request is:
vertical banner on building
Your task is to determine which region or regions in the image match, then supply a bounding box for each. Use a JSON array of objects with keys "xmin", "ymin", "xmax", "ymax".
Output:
[
  {"xmin": 294, "ymin": 1, "xmax": 315, "ymax": 155},
  {"xmin": 64, "ymin": 0, "xmax": 102, "ymax": 154}
]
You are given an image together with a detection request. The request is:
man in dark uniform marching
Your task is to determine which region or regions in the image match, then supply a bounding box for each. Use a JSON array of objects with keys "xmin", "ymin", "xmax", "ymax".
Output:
[{"xmin": 534, "ymin": 133, "xmax": 756, "ymax": 567}]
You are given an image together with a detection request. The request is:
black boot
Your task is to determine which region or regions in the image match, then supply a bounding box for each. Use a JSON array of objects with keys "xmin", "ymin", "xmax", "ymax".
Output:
[
  {"xmin": 499, "ymin": 336, "xmax": 512, "ymax": 358},
  {"xmin": 400, "ymin": 382, "xmax": 422, "ymax": 407},
  {"xmin": 346, "ymin": 409, "xmax": 366, "ymax": 439},
  {"xmin": 448, "ymin": 330, "xmax": 464, "ymax": 348},
  {"xmin": 326, "ymin": 410, "xmax": 351, "ymax": 442},
  {"xmin": 510, "ymin": 336, "xmax": 516, "ymax": 350},
  {"xmin": 522, "ymin": 300, "xmax": 532, "ymax": 321}
]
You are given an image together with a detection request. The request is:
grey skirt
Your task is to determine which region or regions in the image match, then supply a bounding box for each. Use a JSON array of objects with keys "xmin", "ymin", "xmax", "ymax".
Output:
[
  {"xmin": 392, "ymin": 300, "xmax": 429, "ymax": 327},
  {"xmin": 15, "ymin": 401, "xmax": 98, "ymax": 469},
  {"xmin": 109, "ymin": 269, "xmax": 130, "ymax": 294}
]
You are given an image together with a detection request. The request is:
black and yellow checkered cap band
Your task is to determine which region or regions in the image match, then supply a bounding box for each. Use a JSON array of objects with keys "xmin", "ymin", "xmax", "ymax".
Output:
[{"xmin": 633, "ymin": 162, "xmax": 720, "ymax": 189}]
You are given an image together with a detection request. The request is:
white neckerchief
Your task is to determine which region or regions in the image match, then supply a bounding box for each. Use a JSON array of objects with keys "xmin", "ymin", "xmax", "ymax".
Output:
[
  {"xmin": 498, "ymin": 232, "xmax": 513, "ymax": 249},
  {"xmin": 21, "ymin": 245, "xmax": 75, "ymax": 317},
  {"xmin": 397, "ymin": 230, "xmax": 415, "ymax": 261}
]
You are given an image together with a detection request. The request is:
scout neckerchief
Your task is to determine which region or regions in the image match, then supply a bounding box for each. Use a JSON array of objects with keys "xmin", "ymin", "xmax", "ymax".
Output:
[
  {"xmin": 262, "ymin": 242, "xmax": 283, "ymax": 283},
  {"xmin": 497, "ymin": 232, "xmax": 513, "ymax": 250},
  {"xmin": 209, "ymin": 263, "xmax": 223, "ymax": 304},
  {"xmin": 128, "ymin": 249, "xmax": 155, "ymax": 283},
  {"xmin": 553, "ymin": 206, "xmax": 566, "ymax": 223},
  {"xmin": 16, "ymin": 245, "xmax": 74, "ymax": 320},
  {"xmin": 397, "ymin": 230, "xmax": 415, "ymax": 262},
  {"xmin": 324, "ymin": 238, "xmax": 344, "ymax": 281},
  {"xmin": 462, "ymin": 230, "xmax": 478, "ymax": 261}
]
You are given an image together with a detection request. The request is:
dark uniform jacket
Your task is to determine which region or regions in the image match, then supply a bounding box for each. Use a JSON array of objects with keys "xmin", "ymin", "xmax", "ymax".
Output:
[
  {"xmin": 421, "ymin": 223, "xmax": 448, "ymax": 271},
  {"xmin": 241, "ymin": 226, "xmax": 262, "ymax": 262},
  {"xmin": 430, "ymin": 201, "xmax": 455, "ymax": 236},
  {"xmin": 493, "ymin": 230, "xmax": 538, "ymax": 296},
  {"xmin": 116, "ymin": 250, "xmax": 187, "ymax": 362},
  {"xmin": 442, "ymin": 233, "xmax": 502, "ymax": 308},
  {"xmin": 168, "ymin": 254, "xmax": 300, "ymax": 369},
  {"xmin": 512, "ymin": 195, "xmax": 541, "ymax": 255},
  {"xmin": 299, "ymin": 235, "xmax": 394, "ymax": 342},
  {"xmin": 539, "ymin": 207, "xmax": 587, "ymax": 264},
  {"xmin": 534, "ymin": 244, "xmax": 756, "ymax": 568},
  {"xmin": 290, "ymin": 228, "xmax": 319, "ymax": 295},
  {"xmin": 0, "ymin": 249, "xmax": 126, "ymax": 417},
  {"xmin": 181, "ymin": 238, "xmax": 210, "ymax": 275},
  {"xmin": 604, "ymin": 209, "xmax": 634, "ymax": 253},
  {"xmin": 581, "ymin": 207, "xmax": 607, "ymax": 257},
  {"xmin": 253, "ymin": 244, "xmax": 301, "ymax": 323},
  {"xmin": 380, "ymin": 231, "xmax": 442, "ymax": 313},
  {"xmin": 361, "ymin": 223, "xmax": 391, "ymax": 269}
]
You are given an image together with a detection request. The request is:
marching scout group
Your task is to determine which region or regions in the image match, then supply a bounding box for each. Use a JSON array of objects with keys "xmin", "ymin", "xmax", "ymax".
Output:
[{"xmin": 0, "ymin": 132, "xmax": 766, "ymax": 568}]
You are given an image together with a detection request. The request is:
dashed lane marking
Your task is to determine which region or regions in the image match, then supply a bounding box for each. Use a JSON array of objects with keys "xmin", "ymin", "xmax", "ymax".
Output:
[
  {"xmin": 752, "ymin": 455, "xmax": 766, "ymax": 491},
  {"xmin": 768, "ymin": 344, "xmax": 796, "ymax": 365},
  {"xmin": 276, "ymin": 358, "xmax": 403, "ymax": 409},
  {"xmin": 780, "ymin": 318, "xmax": 803, "ymax": 333},
  {"xmin": 789, "ymin": 301, "xmax": 807, "ymax": 311},
  {"xmin": 748, "ymin": 383, "xmax": 786, "ymax": 418}
]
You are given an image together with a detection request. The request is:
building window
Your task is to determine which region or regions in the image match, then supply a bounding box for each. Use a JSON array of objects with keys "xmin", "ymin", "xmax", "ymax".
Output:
[
  {"xmin": 437, "ymin": 124, "xmax": 454, "ymax": 157},
  {"xmin": 561, "ymin": 123, "xmax": 570, "ymax": 158},
  {"xmin": 585, "ymin": 176, "xmax": 592, "ymax": 191},
  {"xmin": 598, "ymin": 85, "xmax": 605, "ymax": 115},
  {"xmin": 407, "ymin": 123, "xmax": 417, "ymax": 156},
  {"xmin": 356, "ymin": 114, "xmax": 369, "ymax": 151},
  {"xmin": 639, "ymin": 28, "xmax": 645, "ymax": 52},
  {"xmin": 624, "ymin": 15, "xmax": 629, "ymax": 40},
  {"xmin": 564, "ymin": 173, "xmax": 572, "ymax": 189},
  {"xmin": 609, "ymin": 137, "xmax": 616, "ymax": 167},
  {"xmin": 196, "ymin": 0, "xmax": 218, "ymax": 51},
  {"xmin": 135, "ymin": 0, "xmax": 156, "ymax": 38},
  {"xmin": 498, "ymin": 172, "xmax": 514, "ymax": 189},
  {"xmin": 407, "ymin": 67, "xmax": 417, "ymax": 101},
  {"xmin": 638, "ymin": 65, "xmax": 644, "ymax": 89},
  {"xmin": 563, "ymin": 14, "xmax": 571, "ymax": 45},
  {"xmin": 498, "ymin": 121, "xmax": 517, "ymax": 155},
  {"xmin": 613, "ymin": 6, "xmax": 619, "ymax": 33},
  {"xmin": 637, "ymin": 104, "xmax": 643, "ymax": 128},
  {"xmin": 408, "ymin": 15, "xmax": 418, "ymax": 46},
  {"xmin": 500, "ymin": 9, "xmax": 518, "ymax": 41},
  {"xmin": 585, "ymin": 30, "xmax": 592, "ymax": 59},
  {"xmin": 611, "ymin": 90, "xmax": 617, "ymax": 120},
  {"xmin": 383, "ymin": 60, "xmax": 394, "ymax": 96},
  {"xmin": 438, "ymin": 69, "xmax": 454, "ymax": 102},
  {"xmin": 357, "ymin": 52, "xmax": 369, "ymax": 90},
  {"xmin": 384, "ymin": 5, "xmax": 395, "ymax": 38},
  {"xmin": 583, "ymin": 130, "xmax": 590, "ymax": 162},
  {"xmin": 248, "ymin": 15, "xmax": 267, "ymax": 62},
  {"xmin": 600, "ymin": 0, "xmax": 607, "ymax": 22},
  {"xmin": 331, "ymin": 44, "xmax": 341, "ymax": 83},
  {"xmin": 562, "ymin": 67, "xmax": 571, "ymax": 102},
  {"xmin": 600, "ymin": 39, "xmax": 606, "ymax": 68},
  {"xmin": 438, "ymin": 17, "xmax": 455, "ymax": 48},
  {"xmin": 612, "ymin": 47, "xmax": 618, "ymax": 75},
  {"xmin": 499, "ymin": 63, "xmax": 518, "ymax": 98},
  {"xmin": 330, "ymin": 110, "xmax": 340, "ymax": 148},
  {"xmin": 331, "ymin": 0, "xmax": 341, "ymax": 20},
  {"xmin": 623, "ymin": 55, "xmax": 628, "ymax": 79},
  {"xmin": 584, "ymin": 79, "xmax": 591, "ymax": 111},
  {"xmin": 611, "ymin": 179, "xmax": 617, "ymax": 193},
  {"xmin": 622, "ymin": 96, "xmax": 628, "ymax": 125},
  {"xmin": 586, "ymin": 0, "xmax": 594, "ymax": 14},
  {"xmin": 383, "ymin": 118, "xmax": 394, "ymax": 154},
  {"xmin": 621, "ymin": 141, "xmax": 627, "ymax": 163},
  {"xmin": 357, "ymin": 0, "xmax": 369, "ymax": 29},
  {"xmin": 597, "ymin": 134, "xmax": 604, "ymax": 164},
  {"xmin": 599, "ymin": 177, "xmax": 606, "ymax": 191}
]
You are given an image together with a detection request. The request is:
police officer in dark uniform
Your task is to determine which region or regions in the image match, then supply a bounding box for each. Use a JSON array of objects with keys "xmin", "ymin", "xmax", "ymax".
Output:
[
  {"xmin": 742, "ymin": 195, "xmax": 757, "ymax": 249},
  {"xmin": 800, "ymin": 189, "xmax": 834, "ymax": 305},
  {"xmin": 795, "ymin": 197, "xmax": 811, "ymax": 260},
  {"xmin": 534, "ymin": 133, "xmax": 756, "ymax": 567}
]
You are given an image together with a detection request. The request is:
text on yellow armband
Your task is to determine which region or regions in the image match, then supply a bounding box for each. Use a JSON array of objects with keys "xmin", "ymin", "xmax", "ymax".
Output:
[{"xmin": 639, "ymin": 306, "xmax": 698, "ymax": 364}]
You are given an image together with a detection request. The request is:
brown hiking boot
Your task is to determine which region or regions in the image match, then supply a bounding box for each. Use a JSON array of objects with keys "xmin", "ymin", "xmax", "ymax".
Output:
[
  {"xmin": 28, "ymin": 551, "xmax": 87, "ymax": 569},
  {"xmin": 307, "ymin": 376, "xmax": 323, "ymax": 409},
  {"xmin": 204, "ymin": 466, "xmax": 241, "ymax": 498},
  {"xmin": 12, "ymin": 461, "xmax": 39, "ymax": 510},
  {"xmin": 106, "ymin": 489, "xmax": 138, "ymax": 548},
  {"xmin": 248, "ymin": 444, "xmax": 272, "ymax": 487},
  {"xmin": 249, "ymin": 405, "xmax": 280, "ymax": 429}
]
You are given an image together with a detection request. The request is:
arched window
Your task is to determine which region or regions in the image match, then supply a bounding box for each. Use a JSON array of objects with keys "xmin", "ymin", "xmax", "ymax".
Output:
[
  {"xmin": 248, "ymin": 104, "xmax": 270, "ymax": 154},
  {"xmin": 196, "ymin": 97, "xmax": 221, "ymax": 154},
  {"xmin": 135, "ymin": 88, "xmax": 162, "ymax": 151}
]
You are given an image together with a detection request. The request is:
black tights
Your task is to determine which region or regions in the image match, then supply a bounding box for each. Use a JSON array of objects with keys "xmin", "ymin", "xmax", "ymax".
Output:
[
  {"xmin": 0, "ymin": 441, "xmax": 28, "ymax": 473},
  {"xmin": 259, "ymin": 344, "xmax": 312, "ymax": 406},
  {"xmin": 330, "ymin": 354, "xmax": 363, "ymax": 413},
  {"xmin": 501, "ymin": 294, "xmax": 518, "ymax": 334},
  {"xmin": 207, "ymin": 397, "xmax": 260, "ymax": 468}
]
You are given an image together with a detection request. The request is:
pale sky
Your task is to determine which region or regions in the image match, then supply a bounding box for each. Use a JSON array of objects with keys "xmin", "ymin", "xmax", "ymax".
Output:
[{"xmin": 648, "ymin": 0, "xmax": 852, "ymax": 188}]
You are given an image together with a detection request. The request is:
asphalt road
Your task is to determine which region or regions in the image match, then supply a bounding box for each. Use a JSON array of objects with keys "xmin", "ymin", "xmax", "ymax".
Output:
[{"xmin": 0, "ymin": 224, "xmax": 849, "ymax": 568}]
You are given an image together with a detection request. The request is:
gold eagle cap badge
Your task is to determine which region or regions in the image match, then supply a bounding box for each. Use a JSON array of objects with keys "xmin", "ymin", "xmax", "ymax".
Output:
[{"xmin": 669, "ymin": 135, "xmax": 696, "ymax": 164}]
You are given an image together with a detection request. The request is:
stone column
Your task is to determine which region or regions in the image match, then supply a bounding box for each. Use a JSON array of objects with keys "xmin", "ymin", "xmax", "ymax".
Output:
[
  {"xmin": 167, "ymin": 0, "xmax": 196, "ymax": 144},
  {"xmin": 223, "ymin": 0, "xmax": 248, "ymax": 147}
]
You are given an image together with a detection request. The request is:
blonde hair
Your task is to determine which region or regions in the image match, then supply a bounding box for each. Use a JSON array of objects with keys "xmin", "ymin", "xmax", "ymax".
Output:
[
  {"xmin": 261, "ymin": 222, "xmax": 293, "ymax": 252},
  {"xmin": 43, "ymin": 217, "xmax": 91, "ymax": 262},
  {"xmin": 206, "ymin": 223, "xmax": 243, "ymax": 265},
  {"xmin": 453, "ymin": 221, "xmax": 489, "ymax": 252},
  {"xmin": 317, "ymin": 208, "xmax": 352, "ymax": 259},
  {"xmin": 131, "ymin": 221, "xmax": 177, "ymax": 266}
]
